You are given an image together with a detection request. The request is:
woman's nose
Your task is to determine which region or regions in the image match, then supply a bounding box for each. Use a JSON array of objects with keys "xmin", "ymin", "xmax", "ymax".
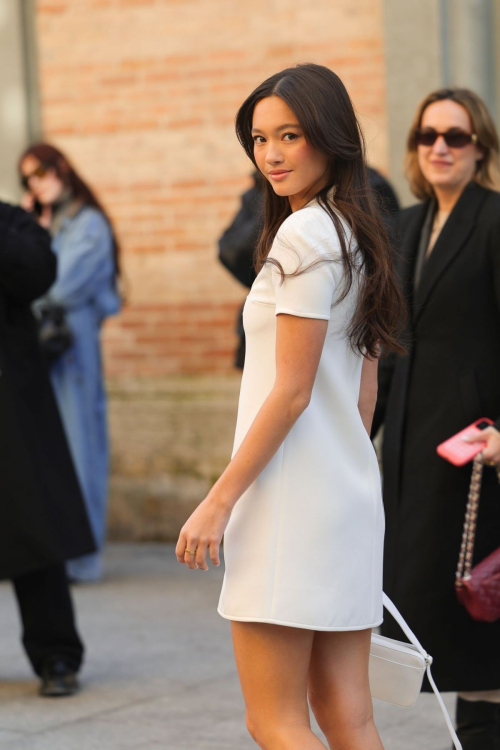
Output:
[
  {"xmin": 265, "ymin": 143, "xmax": 284, "ymax": 164},
  {"xmin": 432, "ymin": 135, "xmax": 450, "ymax": 154}
]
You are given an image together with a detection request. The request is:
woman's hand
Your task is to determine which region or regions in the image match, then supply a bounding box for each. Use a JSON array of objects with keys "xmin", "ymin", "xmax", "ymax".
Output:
[
  {"xmin": 37, "ymin": 205, "xmax": 52, "ymax": 230},
  {"xmin": 464, "ymin": 426, "xmax": 500, "ymax": 465},
  {"xmin": 20, "ymin": 192, "xmax": 52, "ymax": 229},
  {"xmin": 175, "ymin": 495, "xmax": 232, "ymax": 571},
  {"xmin": 20, "ymin": 191, "xmax": 35, "ymax": 213}
]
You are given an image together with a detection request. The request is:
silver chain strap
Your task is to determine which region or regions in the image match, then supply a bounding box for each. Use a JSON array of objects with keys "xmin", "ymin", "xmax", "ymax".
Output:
[{"xmin": 456, "ymin": 459, "xmax": 500, "ymax": 585}]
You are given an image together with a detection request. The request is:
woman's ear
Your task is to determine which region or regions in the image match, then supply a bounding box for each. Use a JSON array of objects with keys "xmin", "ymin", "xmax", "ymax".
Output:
[
  {"xmin": 474, "ymin": 139, "xmax": 486, "ymax": 161},
  {"xmin": 475, "ymin": 153, "xmax": 485, "ymax": 173}
]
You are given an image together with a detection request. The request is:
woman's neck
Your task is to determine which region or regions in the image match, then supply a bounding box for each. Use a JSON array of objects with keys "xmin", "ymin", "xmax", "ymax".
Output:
[
  {"xmin": 433, "ymin": 181, "xmax": 470, "ymax": 214},
  {"xmin": 52, "ymin": 187, "xmax": 74, "ymax": 214},
  {"xmin": 49, "ymin": 188, "xmax": 78, "ymax": 236},
  {"xmin": 289, "ymin": 174, "xmax": 330, "ymax": 212}
]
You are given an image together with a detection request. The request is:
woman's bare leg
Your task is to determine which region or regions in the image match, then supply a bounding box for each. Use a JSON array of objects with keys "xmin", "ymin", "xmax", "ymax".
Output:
[
  {"xmin": 231, "ymin": 621, "xmax": 327, "ymax": 749},
  {"xmin": 308, "ymin": 628, "xmax": 383, "ymax": 750}
]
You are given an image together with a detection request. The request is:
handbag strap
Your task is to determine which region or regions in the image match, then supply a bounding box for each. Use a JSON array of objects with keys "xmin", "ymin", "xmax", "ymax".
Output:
[
  {"xmin": 456, "ymin": 460, "xmax": 500, "ymax": 584},
  {"xmin": 456, "ymin": 458, "xmax": 483, "ymax": 584},
  {"xmin": 383, "ymin": 593, "xmax": 462, "ymax": 750}
]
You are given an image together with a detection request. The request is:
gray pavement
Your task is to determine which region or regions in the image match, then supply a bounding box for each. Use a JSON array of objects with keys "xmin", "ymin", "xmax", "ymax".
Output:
[{"xmin": 0, "ymin": 544, "xmax": 455, "ymax": 749}]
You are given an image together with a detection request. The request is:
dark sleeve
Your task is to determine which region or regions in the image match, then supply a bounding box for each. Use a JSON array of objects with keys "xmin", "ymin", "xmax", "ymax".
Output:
[
  {"xmin": 368, "ymin": 167, "xmax": 401, "ymax": 252},
  {"xmin": 368, "ymin": 167, "xmax": 400, "ymax": 215},
  {"xmin": 218, "ymin": 185, "xmax": 262, "ymax": 288},
  {"xmin": 0, "ymin": 203, "xmax": 56, "ymax": 305},
  {"xmin": 487, "ymin": 212, "xmax": 500, "ymax": 431},
  {"xmin": 371, "ymin": 350, "xmax": 396, "ymax": 438},
  {"xmin": 370, "ymin": 205, "xmax": 408, "ymax": 438}
]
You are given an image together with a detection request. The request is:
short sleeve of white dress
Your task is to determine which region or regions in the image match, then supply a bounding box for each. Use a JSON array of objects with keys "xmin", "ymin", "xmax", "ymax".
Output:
[{"xmin": 269, "ymin": 211, "xmax": 341, "ymax": 320}]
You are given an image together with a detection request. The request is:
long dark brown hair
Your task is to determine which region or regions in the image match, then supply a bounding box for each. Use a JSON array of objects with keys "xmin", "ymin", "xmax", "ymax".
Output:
[
  {"xmin": 19, "ymin": 143, "xmax": 121, "ymax": 277},
  {"xmin": 236, "ymin": 64, "xmax": 406, "ymax": 357}
]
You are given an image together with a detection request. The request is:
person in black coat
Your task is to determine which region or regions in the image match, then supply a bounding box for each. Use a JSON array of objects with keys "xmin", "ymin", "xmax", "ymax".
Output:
[
  {"xmin": 373, "ymin": 88, "xmax": 500, "ymax": 749},
  {"xmin": 0, "ymin": 202, "xmax": 95, "ymax": 696},
  {"xmin": 219, "ymin": 168, "xmax": 400, "ymax": 368},
  {"xmin": 218, "ymin": 172, "xmax": 263, "ymax": 368}
]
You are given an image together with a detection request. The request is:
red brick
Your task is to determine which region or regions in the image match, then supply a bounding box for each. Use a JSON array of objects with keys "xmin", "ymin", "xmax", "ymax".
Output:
[{"xmin": 35, "ymin": 0, "xmax": 388, "ymax": 375}]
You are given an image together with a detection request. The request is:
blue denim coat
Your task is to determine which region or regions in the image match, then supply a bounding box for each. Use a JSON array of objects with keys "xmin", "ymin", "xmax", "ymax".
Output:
[{"xmin": 37, "ymin": 206, "xmax": 120, "ymax": 581}]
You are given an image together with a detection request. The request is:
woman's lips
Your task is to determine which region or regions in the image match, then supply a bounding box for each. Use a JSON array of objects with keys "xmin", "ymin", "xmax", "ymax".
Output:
[{"xmin": 269, "ymin": 170, "xmax": 292, "ymax": 181}]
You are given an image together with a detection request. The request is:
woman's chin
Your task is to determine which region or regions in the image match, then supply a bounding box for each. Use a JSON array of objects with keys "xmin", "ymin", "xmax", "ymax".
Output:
[
  {"xmin": 426, "ymin": 172, "xmax": 471, "ymax": 192},
  {"xmin": 270, "ymin": 183, "xmax": 296, "ymax": 197},
  {"xmin": 37, "ymin": 194, "xmax": 53, "ymax": 206}
]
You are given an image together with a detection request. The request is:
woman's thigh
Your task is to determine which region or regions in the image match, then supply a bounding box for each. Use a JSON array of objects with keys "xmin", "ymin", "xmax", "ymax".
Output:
[
  {"xmin": 308, "ymin": 628, "xmax": 374, "ymax": 731},
  {"xmin": 231, "ymin": 621, "xmax": 314, "ymax": 727}
]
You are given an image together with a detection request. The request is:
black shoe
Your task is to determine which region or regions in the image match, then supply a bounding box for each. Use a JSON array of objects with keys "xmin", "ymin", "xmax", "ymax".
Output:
[
  {"xmin": 455, "ymin": 697, "xmax": 500, "ymax": 749},
  {"xmin": 39, "ymin": 657, "xmax": 80, "ymax": 698}
]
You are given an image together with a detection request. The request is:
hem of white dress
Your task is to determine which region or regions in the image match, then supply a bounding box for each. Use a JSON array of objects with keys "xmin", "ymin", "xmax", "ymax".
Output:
[{"xmin": 217, "ymin": 608, "xmax": 383, "ymax": 631}]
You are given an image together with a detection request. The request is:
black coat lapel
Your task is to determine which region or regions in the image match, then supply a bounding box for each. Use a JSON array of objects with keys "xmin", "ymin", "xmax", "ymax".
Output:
[
  {"xmin": 413, "ymin": 182, "xmax": 487, "ymax": 322},
  {"xmin": 397, "ymin": 203, "xmax": 427, "ymax": 317}
]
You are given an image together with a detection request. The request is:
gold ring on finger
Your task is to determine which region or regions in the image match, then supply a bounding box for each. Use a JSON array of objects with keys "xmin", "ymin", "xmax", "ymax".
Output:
[{"xmin": 185, "ymin": 549, "xmax": 196, "ymax": 555}]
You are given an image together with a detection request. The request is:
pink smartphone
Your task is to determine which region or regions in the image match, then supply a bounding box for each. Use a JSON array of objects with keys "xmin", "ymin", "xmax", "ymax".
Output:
[{"xmin": 437, "ymin": 418, "xmax": 494, "ymax": 466}]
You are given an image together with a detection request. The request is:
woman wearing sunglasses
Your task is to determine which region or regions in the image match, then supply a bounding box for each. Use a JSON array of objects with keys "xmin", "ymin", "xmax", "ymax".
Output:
[
  {"xmin": 19, "ymin": 144, "xmax": 121, "ymax": 583},
  {"xmin": 373, "ymin": 88, "xmax": 500, "ymax": 749}
]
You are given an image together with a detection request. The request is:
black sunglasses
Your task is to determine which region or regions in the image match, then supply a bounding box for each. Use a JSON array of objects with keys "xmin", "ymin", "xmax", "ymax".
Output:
[
  {"xmin": 20, "ymin": 164, "xmax": 50, "ymax": 191},
  {"xmin": 414, "ymin": 129, "xmax": 478, "ymax": 149}
]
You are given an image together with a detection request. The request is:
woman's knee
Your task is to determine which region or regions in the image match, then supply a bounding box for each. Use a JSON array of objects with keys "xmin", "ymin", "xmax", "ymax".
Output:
[
  {"xmin": 309, "ymin": 688, "xmax": 374, "ymax": 737},
  {"xmin": 245, "ymin": 709, "xmax": 311, "ymax": 749},
  {"xmin": 245, "ymin": 709, "xmax": 284, "ymax": 748},
  {"xmin": 245, "ymin": 709, "xmax": 259, "ymax": 743}
]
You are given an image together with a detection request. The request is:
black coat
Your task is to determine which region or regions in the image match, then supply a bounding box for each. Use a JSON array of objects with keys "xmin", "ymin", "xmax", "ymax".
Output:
[
  {"xmin": 374, "ymin": 182, "xmax": 500, "ymax": 692},
  {"xmin": 218, "ymin": 175, "xmax": 263, "ymax": 290},
  {"xmin": 0, "ymin": 203, "xmax": 95, "ymax": 579}
]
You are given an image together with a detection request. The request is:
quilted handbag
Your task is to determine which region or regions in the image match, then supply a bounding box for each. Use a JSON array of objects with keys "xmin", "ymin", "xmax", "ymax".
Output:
[
  {"xmin": 370, "ymin": 594, "xmax": 462, "ymax": 749},
  {"xmin": 455, "ymin": 458, "xmax": 500, "ymax": 622}
]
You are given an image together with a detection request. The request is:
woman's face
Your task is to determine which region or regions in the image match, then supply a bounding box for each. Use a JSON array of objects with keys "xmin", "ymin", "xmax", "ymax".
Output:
[
  {"xmin": 252, "ymin": 95, "xmax": 329, "ymax": 211},
  {"xmin": 417, "ymin": 100, "xmax": 483, "ymax": 194},
  {"xmin": 20, "ymin": 155, "xmax": 65, "ymax": 206}
]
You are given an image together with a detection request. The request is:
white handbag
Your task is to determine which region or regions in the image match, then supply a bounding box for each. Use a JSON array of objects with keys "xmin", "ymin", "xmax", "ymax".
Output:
[{"xmin": 370, "ymin": 593, "xmax": 462, "ymax": 749}]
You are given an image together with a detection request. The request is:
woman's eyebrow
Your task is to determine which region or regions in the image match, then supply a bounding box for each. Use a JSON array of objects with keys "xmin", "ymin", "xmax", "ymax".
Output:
[
  {"xmin": 421, "ymin": 125, "xmax": 465, "ymax": 132},
  {"xmin": 251, "ymin": 123, "xmax": 301, "ymax": 134}
]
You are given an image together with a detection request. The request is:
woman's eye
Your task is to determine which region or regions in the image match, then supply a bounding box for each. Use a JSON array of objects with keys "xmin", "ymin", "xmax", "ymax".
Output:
[
  {"xmin": 283, "ymin": 133, "xmax": 298, "ymax": 141},
  {"xmin": 253, "ymin": 136, "xmax": 265, "ymax": 144}
]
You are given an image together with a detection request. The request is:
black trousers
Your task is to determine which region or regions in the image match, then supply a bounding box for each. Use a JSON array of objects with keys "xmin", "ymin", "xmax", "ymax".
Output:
[{"xmin": 11, "ymin": 563, "xmax": 84, "ymax": 677}]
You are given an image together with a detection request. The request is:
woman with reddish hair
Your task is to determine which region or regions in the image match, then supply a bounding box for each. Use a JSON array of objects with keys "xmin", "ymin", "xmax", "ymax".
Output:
[{"xmin": 20, "ymin": 144, "xmax": 121, "ymax": 583}]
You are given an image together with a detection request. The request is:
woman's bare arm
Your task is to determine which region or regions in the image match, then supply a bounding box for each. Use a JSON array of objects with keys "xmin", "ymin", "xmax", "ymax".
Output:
[
  {"xmin": 176, "ymin": 313, "xmax": 328, "ymax": 569},
  {"xmin": 358, "ymin": 354, "xmax": 378, "ymax": 435}
]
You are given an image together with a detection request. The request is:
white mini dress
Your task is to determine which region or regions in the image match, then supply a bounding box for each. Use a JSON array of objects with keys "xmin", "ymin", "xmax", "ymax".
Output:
[{"xmin": 217, "ymin": 198, "xmax": 384, "ymax": 631}]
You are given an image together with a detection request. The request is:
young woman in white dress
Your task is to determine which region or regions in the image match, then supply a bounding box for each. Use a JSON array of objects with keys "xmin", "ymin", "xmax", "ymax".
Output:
[{"xmin": 176, "ymin": 64, "xmax": 405, "ymax": 749}]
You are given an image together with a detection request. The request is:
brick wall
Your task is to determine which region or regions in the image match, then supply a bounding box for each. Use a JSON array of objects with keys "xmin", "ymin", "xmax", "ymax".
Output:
[
  {"xmin": 35, "ymin": 0, "xmax": 389, "ymax": 376},
  {"xmin": 106, "ymin": 374, "xmax": 241, "ymax": 541}
]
